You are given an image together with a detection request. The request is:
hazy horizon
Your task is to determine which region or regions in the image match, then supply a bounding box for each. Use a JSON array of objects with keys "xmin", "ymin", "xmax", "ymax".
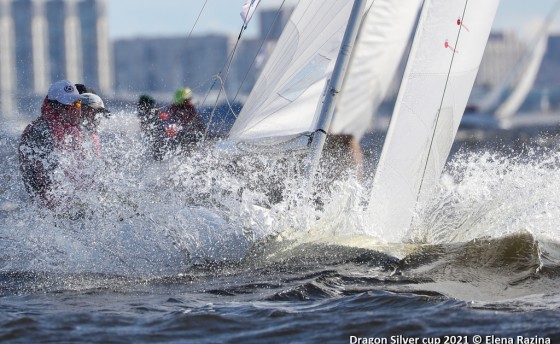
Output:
[{"xmin": 107, "ymin": 0, "xmax": 560, "ymax": 41}]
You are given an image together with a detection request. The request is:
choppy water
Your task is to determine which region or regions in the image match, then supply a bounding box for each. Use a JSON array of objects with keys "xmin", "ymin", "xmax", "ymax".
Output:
[{"xmin": 1, "ymin": 114, "xmax": 560, "ymax": 343}]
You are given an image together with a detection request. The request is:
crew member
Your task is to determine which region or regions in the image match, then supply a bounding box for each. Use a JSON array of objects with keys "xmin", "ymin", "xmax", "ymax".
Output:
[
  {"xmin": 81, "ymin": 92, "xmax": 111, "ymax": 157},
  {"xmin": 153, "ymin": 87, "xmax": 205, "ymax": 159},
  {"xmin": 19, "ymin": 80, "xmax": 84, "ymax": 208}
]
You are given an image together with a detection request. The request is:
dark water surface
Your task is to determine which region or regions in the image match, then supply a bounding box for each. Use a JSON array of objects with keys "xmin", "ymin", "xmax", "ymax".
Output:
[{"xmin": 2, "ymin": 233, "xmax": 560, "ymax": 343}]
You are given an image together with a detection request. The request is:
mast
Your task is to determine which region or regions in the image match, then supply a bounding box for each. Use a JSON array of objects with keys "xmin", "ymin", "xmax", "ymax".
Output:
[{"xmin": 304, "ymin": 0, "xmax": 367, "ymax": 182}]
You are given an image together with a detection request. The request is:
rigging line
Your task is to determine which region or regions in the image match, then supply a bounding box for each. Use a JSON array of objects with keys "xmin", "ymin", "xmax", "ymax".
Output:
[
  {"xmin": 415, "ymin": 0, "xmax": 470, "ymax": 211},
  {"xmin": 200, "ymin": 42, "xmax": 239, "ymax": 112},
  {"xmin": 231, "ymin": 0, "xmax": 289, "ymax": 106},
  {"xmin": 215, "ymin": 74, "xmax": 237, "ymax": 122},
  {"xmin": 179, "ymin": 0, "xmax": 212, "ymax": 132},
  {"xmin": 185, "ymin": 0, "xmax": 209, "ymax": 47},
  {"xmin": 202, "ymin": 25, "xmax": 246, "ymax": 141},
  {"xmin": 228, "ymin": 6, "xmax": 357, "ymax": 137},
  {"xmin": 202, "ymin": 1, "xmax": 264, "ymax": 141},
  {"xmin": 215, "ymin": 0, "xmax": 288, "ymax": 137}
]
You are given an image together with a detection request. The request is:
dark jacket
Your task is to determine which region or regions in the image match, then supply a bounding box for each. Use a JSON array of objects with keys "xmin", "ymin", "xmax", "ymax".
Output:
[
  {"xmin": 153, "ymin": 101, "xmax": 205, "ymax": 157},
  {"xmin": 19, "ymin": 99, "xmax": 84, "ymax": 207}
]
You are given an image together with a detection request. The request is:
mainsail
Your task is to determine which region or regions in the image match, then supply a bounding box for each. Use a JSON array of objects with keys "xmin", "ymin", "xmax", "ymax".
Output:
[
  {"xmin": 368, "ymin": 0, "xmax": 501, "ymax": 242},
  {"xmin": 331, "ymin": 0, "xmax": 421, "ymax": 140},
  {"xmin": 226, "ymin": 1, "xmax": 358, "ymax": 149}
]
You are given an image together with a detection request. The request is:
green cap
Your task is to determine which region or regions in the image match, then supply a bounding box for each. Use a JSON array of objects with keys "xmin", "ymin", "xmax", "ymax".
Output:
[{"xmin": 174, "ymin": 88, "xmax": 192, "ymax": 105}]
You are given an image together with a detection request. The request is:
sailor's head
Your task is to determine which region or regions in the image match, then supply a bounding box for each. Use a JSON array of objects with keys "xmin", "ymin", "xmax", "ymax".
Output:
[
  {"xmin": 47, "ymin": 80, "xmax": 82, "ymax": 125},
  {"xmin": 81, "ymin": 93, "xmax": 110, "ymax": 128},
  {"xmin": 138, "ymin": 94, "xmax": 156, "ymax": 110},
  {"xmin": 173, "ymin": 87, "xmax": 192, "ymax": 105}
]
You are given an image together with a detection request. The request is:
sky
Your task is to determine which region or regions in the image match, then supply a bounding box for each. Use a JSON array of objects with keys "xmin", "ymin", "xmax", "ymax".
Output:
[{"xmin": 107, "ymin": 0, "xmax": 560, "ymax": 41}]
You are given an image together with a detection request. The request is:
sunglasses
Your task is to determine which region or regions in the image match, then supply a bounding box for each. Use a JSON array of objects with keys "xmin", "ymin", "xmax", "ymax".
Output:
[
  {"xmin": 60, "ymin": 100, "xmax": 81, "ymax": 109},
  {"xmin": 50, "ymin": 99, "xmax": 82, "ymax": 108}
]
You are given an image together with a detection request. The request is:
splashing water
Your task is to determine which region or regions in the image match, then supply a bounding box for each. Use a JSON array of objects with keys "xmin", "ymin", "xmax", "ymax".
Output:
[
  {"xmin": 410, "ymin": 144, "xmax": 560, "ymax": 244},
  {"xmin": 0, "ymin": 112, "xmax": 344, "ymax": 277},
  {"xmin": 2, "ymin": 112, "xmax": 560, "ymax": 279}
]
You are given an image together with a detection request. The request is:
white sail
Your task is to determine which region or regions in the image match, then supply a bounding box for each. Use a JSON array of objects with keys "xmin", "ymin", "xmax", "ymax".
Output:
[
  {"xmin": 331, "ymin": 0, "xmax": 421, "ymax": 140},
  {"xmin": 494, "ymin": 34, "xmax": 547, "ymax": 119},
  {"xmin": 226, "ymin": 1, "xmax": 358, "ymax": 149},
  {"xmin": 368, "ymin": 0, "xmax": 500, "ymax": 242}
]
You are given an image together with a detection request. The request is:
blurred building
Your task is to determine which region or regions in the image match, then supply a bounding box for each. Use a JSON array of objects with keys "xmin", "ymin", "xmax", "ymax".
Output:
[
  {"xmin": 112, "ymin": 6, "xmax": 295, "ymax": 103},
  {"xmin": 78, "ymin": 0, "xmax": 111, "ymax": 93},
  {"xmin": 46, "ymin": 0, "xmax": 81, "ymax": 83},
  {"xmin": 0, "ymin": 0, "xmax": 110, "ymax": 118},
  {"xmin": 12, "ymin": 0, "xmax": 49, "ymax": 96},
  {"xmin": 114, "ymin": 37, "xmax": 188, "ymax": 94},
  {"xmin": 0, "ymin": 0, "xmax": 15, "ymax": 116},
  {"xmin": 259, "ymin": 7, "xmax": 292, "ymax": 40},
  {"xmin": 471, "ymin": 32, "xmax": 560, "ymax": 113},
  {"xmin": 113, "ymin": 35, "xmax": 229, "ymax": 97},
  {"xmin": 229, "ymin": 38, "xmax": 263, "ymax": 97},
  {"xmin": 184, "ymin": 35, "xmax": 230, "ymax": 94},
  {"xmin": 6, "ymin": 2, "xmax": 557, "ymax": 121}
]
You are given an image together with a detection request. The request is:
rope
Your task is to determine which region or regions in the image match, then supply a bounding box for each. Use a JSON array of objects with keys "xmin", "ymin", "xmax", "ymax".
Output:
[
  {"xmin": 202, "ymin": 73, "xmax": 237, "ymax": 141},
  {"xmin": 231, "ymin": 0, "xmax": 288, "ymax": 105},
  {"xmin": 202, "ymin": 24, "xmax": 246, "ymax": 141},
  {"xmin": 201, "ymin": 1, "xmax": 259, "ymax": 142},
  {"xmin": 212, "ymin": 0, "xmax": 289, "ymax": 137},
  {"xmin": 185, "ymin": 0, "xmax": 209, "ymax": 46}
]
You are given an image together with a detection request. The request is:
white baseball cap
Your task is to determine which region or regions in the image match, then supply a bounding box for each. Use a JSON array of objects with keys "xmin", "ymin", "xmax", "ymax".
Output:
[
  {"xmin": 47, "ymin": 80, "xmax": 82, "ymax": 105},
  {"xmin": 81, "ymin": 93, "xmax": 110, "ymax": 113}
]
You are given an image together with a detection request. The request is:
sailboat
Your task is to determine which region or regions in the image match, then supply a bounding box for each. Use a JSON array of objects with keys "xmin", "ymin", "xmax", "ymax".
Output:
[
  {"xmin": 460, "ymin": 33, "xmax": 548, "ymax": 131},
  {"xmin": 217, "ymin": 0, "xmax": 500, "ymax": 244},
  {"xmin": 219, "ymin": 0, "xmax": 421, "ymax": 164},
  {"xmin": 461, "ymin": 1, "xmax": 560, "ymax": 132}
]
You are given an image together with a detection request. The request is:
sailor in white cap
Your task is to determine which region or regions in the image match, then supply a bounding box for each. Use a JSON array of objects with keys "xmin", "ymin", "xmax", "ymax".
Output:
[
  {"xmin": 18, "ymin": 80, "xmax": 85, "ymax": 208},
  {"xmin": 46, "ymin": 79, "xmax": 83, "ymax": 125}
]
